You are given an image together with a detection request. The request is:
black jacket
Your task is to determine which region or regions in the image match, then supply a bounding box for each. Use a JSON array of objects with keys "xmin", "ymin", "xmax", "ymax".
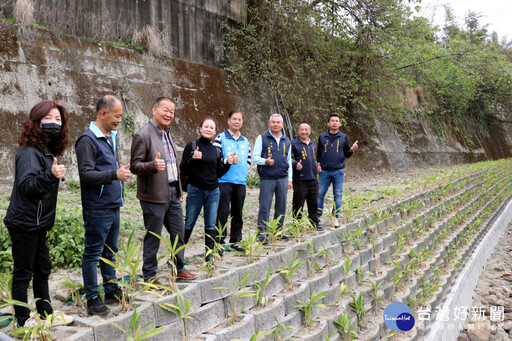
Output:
[{"xmin": 3, "ymin": 145, "xmax": 60, "ymax": 231}]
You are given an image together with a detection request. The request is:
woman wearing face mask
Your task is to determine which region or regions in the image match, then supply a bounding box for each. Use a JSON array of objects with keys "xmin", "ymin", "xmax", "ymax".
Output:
[
  {"xmin": 3, "ymin": 100, "xmax": 73, "ymax": 327},
  {"xmin": 180, "ymin": 118, "xmax": 234, "ymax": 261}
]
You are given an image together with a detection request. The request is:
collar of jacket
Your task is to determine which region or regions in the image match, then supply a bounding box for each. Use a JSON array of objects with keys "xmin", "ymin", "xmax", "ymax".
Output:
[{"xmin": 89, "ymin": 121, "xmax": 118, "ymax": 141}]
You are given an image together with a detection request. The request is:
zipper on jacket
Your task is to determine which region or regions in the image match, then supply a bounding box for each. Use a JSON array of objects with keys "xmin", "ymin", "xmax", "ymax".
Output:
[{"xmin": 37, "ymin": 200, "xmax": 42, "ymax": 225}]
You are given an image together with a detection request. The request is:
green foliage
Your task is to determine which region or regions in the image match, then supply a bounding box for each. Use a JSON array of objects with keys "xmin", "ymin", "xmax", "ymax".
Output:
[
  {"xmin": 246, "ymin": 174, "xmax": 260, "ymax": 188},
  {"xmin": 295, "ymin": 291, "xmax": 326, "ymax": 326},
  {"xmin": 48, "ymin": 206, "xmax": 85, "ymax": 270},
  {"xmin": 111, "ymin": 307, "xmax": 164, "ymax": 341},
  {"xmin": 159, "ymin": 287, "xmax": 194, "ymax": 340},
  {"xmin": 214, "ymin": 272, "xmax": 254, "ymax": 322},
  {"xmin": 333, "ymin": 312, "xmax": 358, "ymax": 341},
  {"xmin": 278, "ymin": 251, "xmax": 305, "ymax": 291}
]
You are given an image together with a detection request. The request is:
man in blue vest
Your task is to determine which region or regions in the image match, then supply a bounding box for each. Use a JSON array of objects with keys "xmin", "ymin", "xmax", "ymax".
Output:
[
  {"xmin": 213, "ymin": 110, "xmax": 251, "ymax": 252},
  {"xmin": 291, "ymin": 122, "xmax": 321, "ymax": 230},
  {"xmin": 253, "ymin": 114, "xmax": 292, "ymax": 242},
  {"xmin": 317, "ymin": 114, "xmax": 358, "ymax": 227},
  {"xmin": 76, "ymin": 95, "xmax": 132, "ymax": 316}
]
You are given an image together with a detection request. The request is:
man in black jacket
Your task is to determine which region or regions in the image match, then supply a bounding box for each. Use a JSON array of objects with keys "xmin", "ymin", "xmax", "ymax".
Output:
[
  {"xmin": 317, "ymin": 114, "xmax": 358, "ymax": 227},
  {"xmin": 130, "ymin": 97, "xmax": 196, "ymax": 282}
]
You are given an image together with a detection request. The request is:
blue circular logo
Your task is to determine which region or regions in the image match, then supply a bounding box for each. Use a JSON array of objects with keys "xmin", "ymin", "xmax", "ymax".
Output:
[{"xmin": 383, "ymin": 302, "xmax": 415, "ymax": 331}]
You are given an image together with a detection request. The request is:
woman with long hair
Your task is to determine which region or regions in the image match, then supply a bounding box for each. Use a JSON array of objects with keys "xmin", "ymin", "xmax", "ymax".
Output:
[
  {"xmin": 3, "ymin": 100, "xmax": 73, "ymax": 327},
  {"xmin": 180, "ymin": 117, "xmax": 234, "ymax": 261}
]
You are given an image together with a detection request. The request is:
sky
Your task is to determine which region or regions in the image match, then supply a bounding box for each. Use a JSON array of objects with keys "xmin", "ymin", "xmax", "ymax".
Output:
[{"xmin": 416, "ymin": 0, "xmax": 512, "ymax": 41}]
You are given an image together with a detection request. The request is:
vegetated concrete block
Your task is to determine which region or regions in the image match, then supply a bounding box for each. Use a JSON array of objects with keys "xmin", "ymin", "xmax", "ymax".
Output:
[
  {"xmin": 312, "ymin": 232, "xmax": 333, "ymax": 252},
  {"xmin": 328, "ymin": 243, "xmax": 343, "ymax": 263},
  {"xmin": 148, "ymin": 320, "xmax": 183, "ymax": 341},
  {"xmin": 283, "ymin": 282, "xmax": 310, "ymax": 316},
  {"xmin": 377, "ymin": 221, "xmax": 387, "ymax": 235},
  {"xmin": 200, "ymin": 269, "xmax": 240, "ymax": 305},
  {"xmin": 187, "ymin": 300, "xmax": 226, "ymax": 336},
  {"xmin": 382, "ymin": 232, "xmax": 395, "ymax": 250},
  {"xmin": 279, "ymin": 310, "xmax": 302, "ymax": 338},
  {"xmin": 328, "ymin": 262, "xmax": 345, "ymax": 286},
  {"xmin": 52, "ymin": 326, "xmax": 94, "ymax": 341},
  {"xmin": 224, "ymin": 289, "xmax": 257, "ymax": 315},
  {"xmin": 323, "ymin": 283, "xmax": 339, "ymax": 307},
  {"xmin": 359, "ymin": 247, "xmax": 373, "ymax": 267},
  {"xmin": 301, "ymin": 320, "xmax": 329, "ymax": 341},
  {"xmin": 252, "ymin": 297, "xmax": 286, "ymax": 331},
  {"xmin": 268, "ymin": 247, "xmax": 295, "ymax": 273},
  {"xmin": 347, "ymin": 253, "xmax": 361, "ymax": 272},
  {"xmin": 86, "ymin": 302, "xmax": 155, "ymax": 341},
  {"xmin": 213, "ymin": 314, "xmax": 256, "ymax": 341},
  {"xmin": 308, "ymin": 271, "xmax": 331, "ymax": 294},
  {"xmin": 154, "ymin": 282, "xmax": 201, "ymax": 327},
  {"xmin": 236, "ymin": 258, "xmax": 271, "ymax": 284},
  {"xmin": 291, "ymin": 241, "xmax": 310, "ymax": 260},
  {"xmin": 345, "ymin": 273, "xmax": 357, "ymax": 290},
  {"xmin": 379, "ymin": 248, "xmax": 392, "ymax": 265},
  {"xmin": 266, "ymin": 273, "xmax": 286, "ymax": 297}
]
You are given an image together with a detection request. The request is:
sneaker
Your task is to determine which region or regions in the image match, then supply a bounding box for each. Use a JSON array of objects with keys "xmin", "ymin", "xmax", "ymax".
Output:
[
  {"xmin": 316, "ymin": 225, "xmax": 325, "ymax": 231},
  {"xmin": 333, "ymin": 218, "xmax": 340, "ymax": 228},
  {"xmin": 176, "ymin": 270, "xmax": 197, "ymax": 280},
  {"xmin": 104, "ymin": 288, "xmax": 124, "ymax": 305},
  {"xmin": 231, "ymin": 242, "xmax": 245, "ymax": 253},
  {"xmin": 278, "ymin": 235, "xmax": 289, "ymax": 240},
  {"xmin": 87, "ymin": 296, "xmax": 110, "ymax": 316},
  {"xmin": 23, "ymin": 315, "xmax": 41, "ymax": 328},
  {"xmin": 44, "ymin": 311, "xmax": 74, "ymax": 327}
]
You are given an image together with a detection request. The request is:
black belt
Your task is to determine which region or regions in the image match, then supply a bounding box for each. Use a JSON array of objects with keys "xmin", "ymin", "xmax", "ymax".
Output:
[{"xmin": 169, "ymin": 181, "xmax": 179, "ymax": 187}]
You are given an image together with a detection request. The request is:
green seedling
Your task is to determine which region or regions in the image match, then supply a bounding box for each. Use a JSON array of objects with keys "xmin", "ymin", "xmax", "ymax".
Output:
[
  {"xmin": 60, "ymin": 276, "xmax": 85, "ymax": 307},
  {"xmin": 369, "ymin": 280, "xmax": 383, "ymax": 315},
  {"xmin": 159, "ymin": 287, "xmax": 194, "ymax": 340},
  {"xmin": 318, "ymin": 244, "xmax": 335, "ymax": 267},
  {"xmin": 278, "ymin": 252, "xmax": 305, "ymax": 291},
  {"xmin": 111, "ymin": 307, "xmax": 164, "ymax": 341},
  {"xmin": 264, "ymin": 216, "xmax": 285, "ymax": 252},
  {"xmin": 333, "ymin": 312, "xmax": 358, "ymax": 341},
  {"xmin": 237, "ymin": 230, "xmax": 264, "ymax": 264},
  {"xmin": 214, "ymin": 272, "xmax": 254, "ymax": 322},
  {"xmin": 349, "ymin": 292, "xmax": 370, "ymax": 329},
  {"xmin": 295, "ymin": 291, "xmax": 326, "ymax": 326},
  {"xmin": 251, "ymin": 267, "xmax": 272, "ymax": 307},
  {"xmin": 101, "ymin": 230, "xmax": 142, "ymax": 311},
  {"xmin": 336, "ymin": 282, "xmax": 348, "ymax": 307},
  {"xmin": 270, "ymin": 316, "xmax": 297, "ymax": 341}
]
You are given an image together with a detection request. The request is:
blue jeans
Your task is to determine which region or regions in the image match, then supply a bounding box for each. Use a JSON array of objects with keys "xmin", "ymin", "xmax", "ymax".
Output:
[
  {"xmin": 257, "ymin": 178, "xmax": 288, "ymax": 238},
  {"xmin": 82, "ymin": 208, "xmax": 120, "ymax": 301},
  {"xmin": 185, "ymin": 184, "xmax": 220, "ymax": 233},
  {"xmin": 317, "ymin": 169, "xmax": 344, "ymax": 218}
]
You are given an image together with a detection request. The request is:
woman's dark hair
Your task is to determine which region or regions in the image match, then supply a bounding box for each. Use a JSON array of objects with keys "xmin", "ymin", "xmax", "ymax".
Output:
[
  {"xmin": 200, "ymin": 117, "xmax": 218, "ymax": 130},
  {"xmin": 18, "ymin": 100, "xmax": 70, "ymax": 156}
]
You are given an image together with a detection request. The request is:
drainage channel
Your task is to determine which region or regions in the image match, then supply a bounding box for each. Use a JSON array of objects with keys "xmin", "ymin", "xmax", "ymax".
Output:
[{"xmin": 425, "ymin": 196, "xmax": 512, "ymax": 340}]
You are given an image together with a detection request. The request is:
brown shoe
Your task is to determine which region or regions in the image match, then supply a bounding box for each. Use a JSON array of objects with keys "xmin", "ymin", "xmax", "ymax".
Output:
[{"xmin": 176, "ymin": 270, "xmax": 197, "ymax": 280}]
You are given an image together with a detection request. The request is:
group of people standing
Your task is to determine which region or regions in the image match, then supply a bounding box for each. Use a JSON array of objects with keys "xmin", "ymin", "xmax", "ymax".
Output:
[{"xmin": 3, "ymin": 94, "xmax": 357, "ymax": 327}]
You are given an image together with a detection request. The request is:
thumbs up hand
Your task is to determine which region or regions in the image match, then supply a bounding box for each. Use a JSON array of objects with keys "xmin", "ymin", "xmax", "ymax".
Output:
[
  {"xmin": 51, "ymin": 158, "xmax": 66, "ymax": 179},
  {"xmin": 265, "ymin": 153, "xmax": 274, "ymax": 166},
  {"xmin": 296, "ymin": 159, "xmax": 303, "ymax": 171},
  {"xmin": 192, "ymin": 146, "xmax": 202, "ymax": 159},
  {"xmin": 227, "ymin": 152, "xmax": 238, "ymax": 165},
  {"xmin": 117, "ymin": 163, "xmax": 132, "ymax": 182},
  {"xmin": 154, "ymin": 152, "xmax": 166, "ymax": 171},
  {"xmin": 350, "ymin": 140, "xmax": 359, "ymax": 152}
]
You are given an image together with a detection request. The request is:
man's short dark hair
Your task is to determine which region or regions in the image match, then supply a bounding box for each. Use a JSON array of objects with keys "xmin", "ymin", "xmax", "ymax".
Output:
[
  {"xmin": 96, "ymin": 95, "xmax": 119, "ymax": 113},
  {"xmin": 153, "ymin": 97, "xmax": 174, "ymax": 108},
  {"xmin": 328, "ymin": 114, "xmax": 340, "ymax": 122},
  {"xmin": 228, "ymin": 110, "xmax": 245, "ymax": 118},
  {"xmin": 297, "ymin": 122, "xmax": 310, "ymax": 130}
]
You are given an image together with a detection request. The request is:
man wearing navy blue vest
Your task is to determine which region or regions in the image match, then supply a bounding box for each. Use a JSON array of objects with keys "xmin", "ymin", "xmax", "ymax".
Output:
[
  {"xmin": 291, "ymin": 122, "xmax": 321, "ymax": 230},
  {"xmin": 317, "ymin": 114, "xmax": 358, "ymax": 227},
  {"xmin": 253, "ymin": 114, "xmax": 292, "ymax": 242},
  {"xmin": 76, "ymin": 95, "xmax": 132, "ymax": 316},
  {"xmin": 213, "ymin": 110, "xmax": 251, "ymax": 252}
]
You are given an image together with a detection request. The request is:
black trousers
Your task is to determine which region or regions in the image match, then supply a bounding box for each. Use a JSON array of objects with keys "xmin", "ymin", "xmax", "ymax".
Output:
[
  {"xmin": 216, "ymin": 183, "xmax": 246, "ymax": 244},
  {"xmin": 140, "ymin": 185, "xmax": 186, "ymax": 281},
  {"xmin": 292, "ymin": 179, "xmax": 320, "ymax": 227},
  {"xmin": 9, "ymin": 227, "xmax": 53, "ymax": 326}
]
